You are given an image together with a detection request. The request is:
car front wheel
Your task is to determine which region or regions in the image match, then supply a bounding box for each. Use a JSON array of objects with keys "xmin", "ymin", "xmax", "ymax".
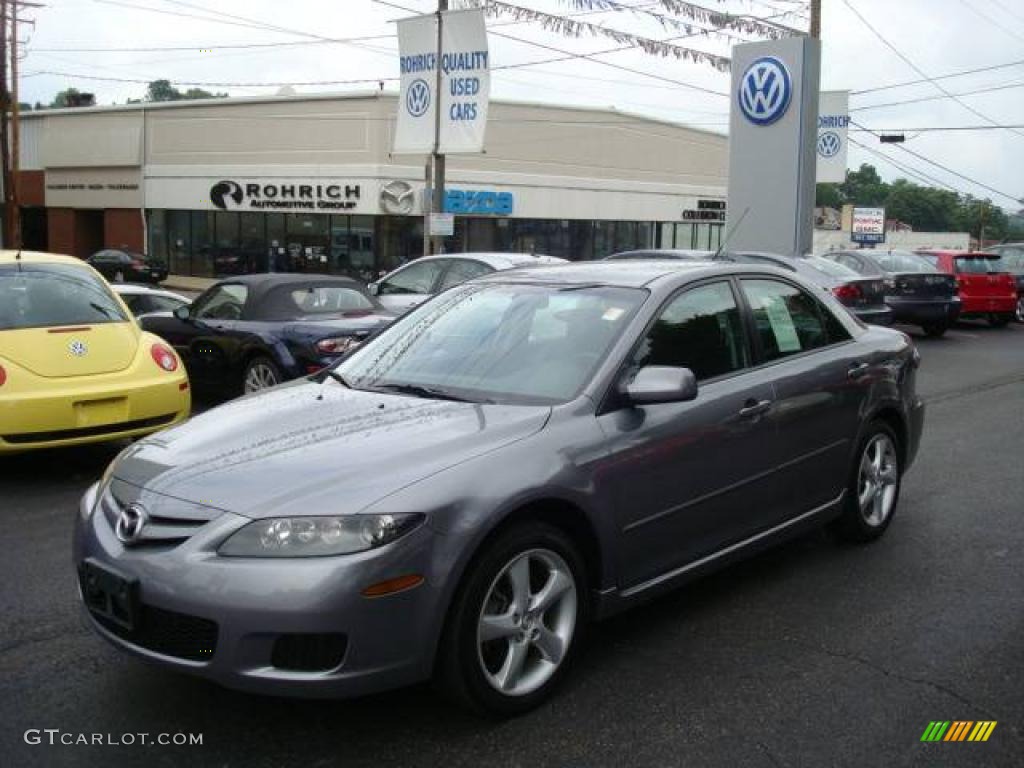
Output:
[
  {"xmin": 1016, "ymin": 297, "xmax": 1024, "ymax": 323},
  {"xmin": 436, "ymin": 522, "xmax": 587, "ymax": 716},
  {"xmin": 242, "ymin": 356, "xmax": 282, "ymax": 393},
  {"xmin": 921, "ymin": 323, "xmax": 947, "ymax": 338},
  {"xmin": 833, "ymin": 421, "xmax": 902, "ymax": 543}
]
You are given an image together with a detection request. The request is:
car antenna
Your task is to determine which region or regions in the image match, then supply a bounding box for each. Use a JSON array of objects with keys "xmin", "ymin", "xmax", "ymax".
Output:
[{"xmin": 713, "ymin": 206, "xmax": 750, "ymax": 260}]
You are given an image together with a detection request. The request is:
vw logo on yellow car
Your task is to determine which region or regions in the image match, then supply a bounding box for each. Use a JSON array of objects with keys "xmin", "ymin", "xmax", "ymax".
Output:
[
  {"xmin": 115, "ymin": 503, "xmax": 148, "ymax": 545},
  {"xmin": 68, "ymin": 339, "xmax": 88, "ymax": 357}
]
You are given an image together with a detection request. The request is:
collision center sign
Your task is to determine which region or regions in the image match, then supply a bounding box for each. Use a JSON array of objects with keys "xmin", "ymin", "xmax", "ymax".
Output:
[{"xmin": 394, "ymin": 9, "xmax": 490, "ymax": 155}]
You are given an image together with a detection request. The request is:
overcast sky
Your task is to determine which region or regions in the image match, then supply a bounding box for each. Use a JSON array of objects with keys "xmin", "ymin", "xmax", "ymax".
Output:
[{"xmin": 18, "ymin": 0, "xmax": 1024, "ymax": 211}]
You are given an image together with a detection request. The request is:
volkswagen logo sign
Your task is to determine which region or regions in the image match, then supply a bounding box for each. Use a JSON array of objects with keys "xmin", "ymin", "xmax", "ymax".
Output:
[
  {"xmin": 68, "ymin": 340, "xmax": 88, "ymax": 357},
  {"xmin": 380, "ymin": 180, "xmax": 416, "ymax": 215},
  {"xmin": 406, "ymin": 78, "xmax": 431, "ymax": 118},
  {"xmin": 738, "ymin": 56, "xmax": 792, "ymax": 126},
  {"xmin": 115, "ymin": 503, "xmax": 148, "ymax": 545},
  {"xmin": 817, "ymin": 130, "xmax": 841, "ymax": 158}
]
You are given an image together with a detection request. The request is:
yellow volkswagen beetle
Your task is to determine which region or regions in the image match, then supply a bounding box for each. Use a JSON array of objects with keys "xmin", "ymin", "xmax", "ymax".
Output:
[{"xmin": 0, "ymin": 250, "xmax": 190, "ymax": 453}]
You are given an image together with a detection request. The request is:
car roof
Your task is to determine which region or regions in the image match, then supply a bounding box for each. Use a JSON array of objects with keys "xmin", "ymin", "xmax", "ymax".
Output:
[
  {"xmin": 472, "ymin": 259, "xmax": 790, "ymax": 288},
  {"xmin": 393, "ymin": 252, "xmax": 566, "ymax": 270},
  {"xmin": 918, "ymin": 250, "xmax": 998, "ymax": 257},
  {"xmin": 111, "ymin": 283, "xmax": 186, "ymax": 298},
  {"xmin": 608, "ymin": 249, "xmax": 714, "ymax": 260},
  {"xmin": 0, "ymin": 250, "xmax": 90, "ymax": 267}
]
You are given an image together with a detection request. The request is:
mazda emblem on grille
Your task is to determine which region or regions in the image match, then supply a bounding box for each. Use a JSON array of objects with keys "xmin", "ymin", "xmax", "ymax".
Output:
[{"xmin": 115, "ymin": 503, "xmax": 148, "ymax": 544}]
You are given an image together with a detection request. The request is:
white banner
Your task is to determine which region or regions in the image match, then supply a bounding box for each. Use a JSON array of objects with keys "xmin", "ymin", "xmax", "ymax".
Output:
[
  {"xmin": 394, "ymin": 9, "xmax": 489, "ymax": 155},
  {"xmin": 816, "ymin": 90, "xmax": 849, "ymax": 183}
]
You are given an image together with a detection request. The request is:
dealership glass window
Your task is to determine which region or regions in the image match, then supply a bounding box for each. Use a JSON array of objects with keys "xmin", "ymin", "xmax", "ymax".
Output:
[
  {"xmin": 592, "ymin": 221, "xmax": 615, "ymax": 259},
  {"xmin": 285, "ymin": 213, "xmax": 329, "ymax": 273},
  {"xmin": 346, "ymin": 215, "xmax": 377, "ymax": 282},
  {"xmin": 165, "ymin": 210, "xmax": 191, "ymax": 275},
  {"xmin": 614, "ymin": 221, "xmax": 637, "ymax": 254},
  {"xmin": 214, "ymin": 211, "xmax": 243, "ymax": 276},
  {"xmin": 375, "ymin": 215, "xmax": 425, "ymax": 274},
  {"xmin": 240, "ymin": 213, "xmax": 267, "ymax": 273},
  {"xmin": 637, "ymin": 222, "xmax": 654, "ymax": 250},
  {"xmin": 467, "ymin": 217, "xmax": 499, "ymax": 252},
  {"xmin": 266, "ymin": 213, "xmax": 286, "ymax": 272},
  {"xmin": 190, "ymin": 211, "xmax": 215, "ymax": 277},
  {"xmin": 658, "ymin": 222, "xmax": 674, "ymax": 249},
  {"xmin": 675, "ymin": 223, "xmax": 694, "ymax": 249},
  {"xmin": 147, "ymin": 210, "xmax": 167, "ymax": 263},
  {"xmin": 568, "ymin": 220, "xmax": 594, "ymax": 261}
]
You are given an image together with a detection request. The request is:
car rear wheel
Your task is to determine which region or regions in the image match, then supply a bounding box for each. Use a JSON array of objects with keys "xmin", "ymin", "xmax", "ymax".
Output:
[
  {"xmin": 1016, "ymin": 297, "xmax": 1024, "ymax": 323},
  {"xmin": 921, "ymin": 323, "xmax": 947, "ymax": 337},
  {"xmin": 436, "ymin": 522, "xmax": 587, "ymax": 716},
  {"xmin": 242, "ymin": 356, "xmax": 282, "ymax": 393},
  {"xmin": 832, "ymin": 421, "xmax": 901, "ymax": 543}
]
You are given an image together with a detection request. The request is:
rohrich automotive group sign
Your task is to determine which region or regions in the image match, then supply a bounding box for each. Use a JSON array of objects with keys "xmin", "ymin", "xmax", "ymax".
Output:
[
  {"xmin": 208, "ymin": 180, "xmax": 361, "ymax": 211},
  {"xmin": 394, "ymin": 8, "xmax": 490, "ymax": 155}
]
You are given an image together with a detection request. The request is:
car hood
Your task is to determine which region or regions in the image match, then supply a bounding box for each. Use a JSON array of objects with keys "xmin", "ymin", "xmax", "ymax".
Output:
[{"xmin": 112, "ymin": 380, "xmax": 550, "ymax": 519}]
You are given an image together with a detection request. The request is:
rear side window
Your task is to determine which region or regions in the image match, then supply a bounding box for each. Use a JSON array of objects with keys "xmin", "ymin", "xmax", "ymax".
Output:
[
  {"xmin": 193, "ymin": 284, "xmax": 248, "ymax": 320},
  {"xmin": 438, "ymin": 260, "xmax": 493, "ymax": 291},
  {"xmin": 740, "ymin": 279, "xmax": 847, "ymax": 362},
  {"xmin": 956, "ymin": 257, "xmax": 1000, "ymax": 274},
  {"xmin": 0, "ymin": 264, "xmax": 128, "ymax": 329},
  {"xmin": 630, "ymin": 281, "xmax": 749, "ymax": 381},
  {"xmin": 874, "ymin": 251, "xmax": 936, "ymax": 273},
  {"xmin": 379, "ymin": 260, "xmax": 445, "ymax": 295}
]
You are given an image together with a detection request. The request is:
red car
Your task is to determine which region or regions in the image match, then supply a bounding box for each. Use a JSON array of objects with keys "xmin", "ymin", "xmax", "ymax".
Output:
[{"xmin": 916, "ymin": 250, "xmax": 1017, "ymax": 327}]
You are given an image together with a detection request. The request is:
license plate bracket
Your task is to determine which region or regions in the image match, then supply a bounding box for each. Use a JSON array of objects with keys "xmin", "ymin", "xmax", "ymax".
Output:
[{"xmin": 78, "ymin": 558, "xmax": 139, "ymax": 632}]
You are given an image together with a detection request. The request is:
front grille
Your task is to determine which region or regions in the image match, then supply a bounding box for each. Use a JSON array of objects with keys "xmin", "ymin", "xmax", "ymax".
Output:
[
  {"xmin": 3, "ymin": 414, "xmax": 176, "ymax": 444},
  {"xmin": 91, "ymin": 602, "xmax": 218, "ymax": 662},
  {"xmin": 103, "ymin": 489, "xmax": 219, "ymax": 547},
  {"xmin": 271, "ymin": 633, "xmax": 348, "ymax": 672}
]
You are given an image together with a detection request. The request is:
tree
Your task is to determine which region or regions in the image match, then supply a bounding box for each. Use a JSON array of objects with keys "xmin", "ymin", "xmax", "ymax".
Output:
[
  {"xmin": 50, "ymin": 88, "xmax": 94, "ymax": 108},
  {"xmin": 146, "ymin": 79, "xmax": 227, "ymax": 102},
  {"xmin": 815, "ymin": 183, "xmax": 843, "ymax": 209},
  {"xmin": 884, "ymin": 180, "xmax": 959, "ymax": 232},
  {"xmin": 956, "ymin": 197, "xmax": 1008, "ymax": 241},
  {"xmin": 840, "ymin": 163, "xmax": 890, "ymax": 207}
]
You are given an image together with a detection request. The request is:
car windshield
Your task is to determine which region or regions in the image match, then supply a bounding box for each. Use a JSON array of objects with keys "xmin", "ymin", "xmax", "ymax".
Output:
[
  {"xmin": 805, "ymin": 255, "xmax": 860, "ymax": 279},
  {"xmin": 0, "ymin": 263, "xmax": 128, "ymax": 330},
  {"xmin": 875, "ymin": 251, "xmax": 937, "ymax": 273},
  {"xmin": 956, "ymin": 255, "xmax": 1002, "ymax": 274},
  {"xmin": 336, "ymin": 283, "xmax": 646, "ymax": 405}
]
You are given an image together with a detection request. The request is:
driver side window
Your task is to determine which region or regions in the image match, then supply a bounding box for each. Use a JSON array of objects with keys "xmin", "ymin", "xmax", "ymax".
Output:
[
  {"xmin": 379, "ymin": 260, "xmax": 445, "ymax": 295},
  {"xmin": 194, "ymin": 284, "xmax": 248, "ymax": 320}
]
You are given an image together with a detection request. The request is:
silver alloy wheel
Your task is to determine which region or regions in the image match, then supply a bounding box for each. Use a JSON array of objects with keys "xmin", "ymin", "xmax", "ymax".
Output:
[
  {"xmin": 244, "ymin": 361, "xmax": 280, "ymax": 393},
  {"xmin": 857, "ymin": 433, "xmax": 899, "ymax": 527},
  {"xmin": 114, "ymin": 270, "xmax": 124, "ymax": 282},
  {"xmin": 476, "ymin": 548, "xmax": 577, "ymax": 697},
  {"xmin": 1016, "ymin": 297, "xmax": 1024, "ymax": 323}
]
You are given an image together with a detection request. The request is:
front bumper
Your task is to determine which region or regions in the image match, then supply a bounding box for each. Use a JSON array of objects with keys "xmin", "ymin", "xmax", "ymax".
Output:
[
  {"xmin": 73, "ymin": 484, "xmax": 444, "ymax": 698},
  {"xmin": 0, "ymin": 369, "xmax": 190, "ymax": 453}
]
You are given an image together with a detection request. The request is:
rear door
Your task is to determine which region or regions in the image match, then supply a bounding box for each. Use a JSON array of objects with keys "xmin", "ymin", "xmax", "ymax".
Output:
[
  {"xmin": 597, "ymin": 279, "xmax": 783, "ymax": 587},
  {"xmin": 738, "ymin": 276, "xmax": 869, "ymax": 515}
]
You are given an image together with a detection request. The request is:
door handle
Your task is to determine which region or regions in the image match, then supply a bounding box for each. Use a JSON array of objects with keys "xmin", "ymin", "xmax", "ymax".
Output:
[
  {"xmin": 738, "ymin": 399, "xmax": 772, "ymax": 419},
  {"xmin": 848, "ymin": 362, "xmax": 871, "ymax": 380}
]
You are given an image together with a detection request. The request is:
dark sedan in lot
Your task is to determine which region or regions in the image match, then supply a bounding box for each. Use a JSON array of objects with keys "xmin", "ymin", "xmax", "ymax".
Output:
[
  {"xmin": 607, "ymin": 249, "xmax": 893, "ymax": 325},
  {"xmin": 819, "ymin": 249, "xmax": 960, "ymax": 336},
  {"xmin": 141, "ymin": 274, "xmax": 396, "ymax": 396},
  {"xmin": 76, "ymin": 260, "xmax": 923, "ymax": 716},
  {"xmin": 86, "ymin": 249, "xmax": 168, "ymax": 284}
]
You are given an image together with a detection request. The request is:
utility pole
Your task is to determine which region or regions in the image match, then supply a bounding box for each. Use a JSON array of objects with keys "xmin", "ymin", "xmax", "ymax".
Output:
[
  {"xmin": 1, "ymin": 0, "xmax": 11, "ymax": 250},
  {"xmin": 10, "ymin": 0, "xmax": 20, "ymax": 249},
  {"xmin": 810, "ymin": 0, "xmax": 821, "ymax": 39},
  {"xmin": 430, "ymin": 0, "xmax": 447, "ymax": 255}
]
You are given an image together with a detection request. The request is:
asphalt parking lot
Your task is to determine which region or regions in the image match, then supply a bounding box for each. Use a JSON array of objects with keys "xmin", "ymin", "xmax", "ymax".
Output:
[{"xmin": 1, "ymin": 321, "xmax": 1022, "ymax": 768}]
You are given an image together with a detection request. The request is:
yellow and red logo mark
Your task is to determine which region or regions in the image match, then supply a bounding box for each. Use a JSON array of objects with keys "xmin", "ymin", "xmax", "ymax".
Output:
[{"xmin": 921, "ymin": 721, "xmax": 997, "ymax": 742}]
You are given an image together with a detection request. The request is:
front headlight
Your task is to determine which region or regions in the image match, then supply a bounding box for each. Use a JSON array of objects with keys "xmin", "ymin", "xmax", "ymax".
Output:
[{"xmin": 218, "ymin": 513, "xmax": 424, "ymax": 558}]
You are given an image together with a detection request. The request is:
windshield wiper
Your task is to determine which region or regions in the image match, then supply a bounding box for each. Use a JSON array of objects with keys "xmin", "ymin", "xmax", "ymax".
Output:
[
  {"xmin": 90, "ymin": 302, "xmax": 114, "ymax": 318},
  {"xmin": 320, "ymin": 369, "xmax": 351, "ymax": 388},
  {"xmin": 371, "ymin": 383, "xmax": 486, "ymax": 403}
]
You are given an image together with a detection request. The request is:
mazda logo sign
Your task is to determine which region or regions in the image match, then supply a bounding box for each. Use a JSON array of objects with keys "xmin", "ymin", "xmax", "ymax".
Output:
[
  {"xmin": 115, "ymin": 503, "xmax": 148, "ymax": 545},
  {"xmin": 380, "ymin": 180, "xmax": 415, "ymax": 215},
  {"xmin": 738, "ymin": 56, "xmax": 792, "ymax": 126}
]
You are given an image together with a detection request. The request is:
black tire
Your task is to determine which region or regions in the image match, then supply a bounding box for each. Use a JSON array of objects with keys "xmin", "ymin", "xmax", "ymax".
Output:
[
  {"xmin": 921, "ymin": 323, "xmax": 947, "ymax": 338},
  {"xmin": 242, "ymin": 356, "xmax": 282, "ymax": 394},
  {"xmin": 435, "ymin": 522, "xmax": 589, "ymax": 717},
  {"xmin": 832, "ymin": 420, "xmax": 902, "ymax": 543},
  {"xmin": 988, "ymin": 313, "xmax": 1011, "ymax": 328}
]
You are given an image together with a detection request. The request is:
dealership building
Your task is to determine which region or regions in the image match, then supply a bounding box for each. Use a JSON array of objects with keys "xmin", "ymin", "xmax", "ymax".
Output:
[{"xmin": 16, "ymin": 91, "xmax": 728, "ymax": 279}]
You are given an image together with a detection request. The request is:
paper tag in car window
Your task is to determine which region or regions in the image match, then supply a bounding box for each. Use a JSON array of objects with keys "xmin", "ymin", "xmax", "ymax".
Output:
[
  {"xmin": 602, "ymin": 307, "xmax": 625, "ymax": 322},
  {"xmin": 762, "ymin": 297, "xmax": 801, "ymax": 353}
]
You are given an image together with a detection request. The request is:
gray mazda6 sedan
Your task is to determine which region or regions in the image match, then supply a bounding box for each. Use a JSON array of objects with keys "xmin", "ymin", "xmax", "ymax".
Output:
[{"xmin": 74, "ymin": 260, "xmax": 925, "ymax": 715}]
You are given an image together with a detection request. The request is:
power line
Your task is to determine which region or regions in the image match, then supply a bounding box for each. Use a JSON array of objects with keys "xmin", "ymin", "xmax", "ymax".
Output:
[
  {"xmin": 850, "ymin": 58, "xmax": 1024, "ymax": 96},
  {"xmin": 840, "ymin": 0, "xmax": 1024, "ymax": 141},
  {"xmin": 852, "ymin": 80, "xmax": 1024, "ymax": 112},
  {"xmin": 27, "ymin": 35, "xmax": 397, "ymax": 53},
  {"xmin": 982, "ymin": 0, "xmax": 1024, "ymax": 26},
  {"xmin": 847, "ymin": 136, "xmax": 959, "ymax": 192},
  {"xmin": 851, "ymin": 119, "xmax": 1020, "ymax": 203},
  {"xmin": 957, "ymin": 0, "xmax": 1024, "ymax": 45}
]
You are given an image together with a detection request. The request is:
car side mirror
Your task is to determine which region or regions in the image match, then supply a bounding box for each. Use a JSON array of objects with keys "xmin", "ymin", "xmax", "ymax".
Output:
[
  {"xmin": 368, "ymin": 282, "xmax": 380, "ymax": 296},
  {"xmin": 622, "ymin": 366, "xmax": 698, "ymax": 405},
  {"xmin": 173, "ymin": 305, "xmax": 191, "ymax": 322}
]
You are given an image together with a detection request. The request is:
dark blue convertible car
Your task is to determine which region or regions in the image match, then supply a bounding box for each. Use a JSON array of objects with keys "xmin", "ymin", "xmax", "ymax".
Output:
[{"xmin": 141, "ymin": 274, "xmax": 396, "ymax": 397}]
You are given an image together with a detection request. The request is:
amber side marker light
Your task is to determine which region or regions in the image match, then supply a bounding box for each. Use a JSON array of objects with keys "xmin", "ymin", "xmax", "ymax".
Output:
[{"xmin": 361, "ymin": 574, "xmax": 425, "ymax": 598}]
